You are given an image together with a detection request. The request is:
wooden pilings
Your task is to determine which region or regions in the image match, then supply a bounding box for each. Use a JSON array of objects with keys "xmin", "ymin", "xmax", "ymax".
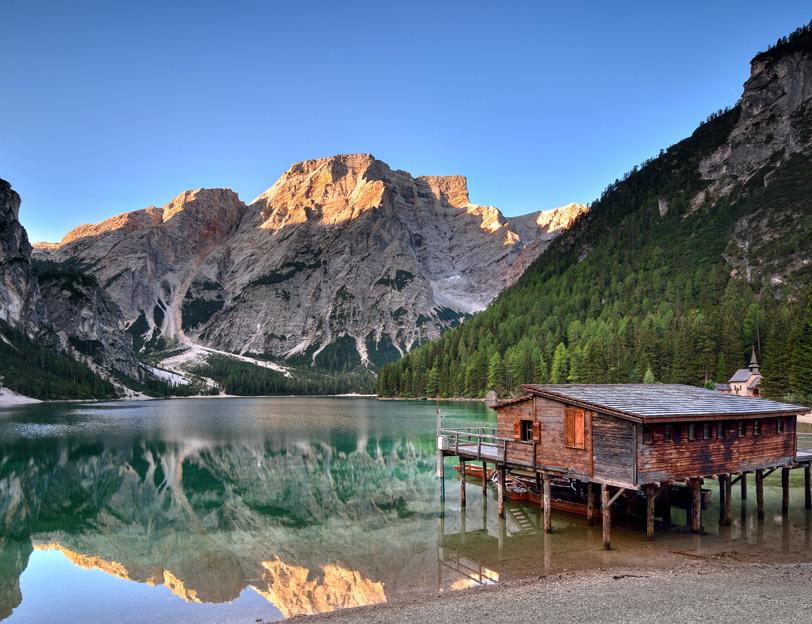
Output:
[
  {"xmin": 756, "ymin": 469, "xmax": 765, "ymax": 520},
  {"xmin": 662, "ymin": 483, "xmax": 671, "ymax": 530},
  {"xmin": 805, "ymin": 464, "xmax": 811, "ymax": 511},
  {"xmin": 689, "ymin": 478, "xmax": 701, "ymax": 533},
  {"xmin": 782, "ymin": 466, "xmax": 790, "ymax": 515},
  {"xmin": 459, "ymin": 459, "xmax": 466, "ymax": 507},
  {"xmin": 645, "ymin": 485, "xmax": 655, "ymax": 540},
  {"xmin": 601, "ymin": 484, "xmax": 611, "ymax": 550},
  {"xmin": 724, "ymin": 473, "xmax": 732, "ymax": 526},
  {"xmin": 586, "ymin": 483, "xmax": 595, "ymax": 526},
  {"xmin": 741, "ymin": 471, "xmax": 748, "ymax": 500},
  {"xmin": 542, "ymin": 474, "xmax": 552, "ymax": 533},
  {"xmin": 719, "ymin": 474, "xmax": 731, "ymax": 526},
  {"xmin": 481, "ymin": 462, "xmax": 488, "ymax": 493},
  {"xmin": 497, "ymin": 466, "xmax": 505, "ymax": 518}
]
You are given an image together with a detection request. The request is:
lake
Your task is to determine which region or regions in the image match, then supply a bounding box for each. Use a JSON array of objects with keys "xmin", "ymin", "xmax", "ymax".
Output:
[{"xmin": 1, "ymin": 397, "xmax": 811, "ymax": 623}]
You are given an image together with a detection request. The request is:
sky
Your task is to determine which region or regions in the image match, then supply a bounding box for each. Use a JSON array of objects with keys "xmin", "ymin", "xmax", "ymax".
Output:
[{"xmin": 2, "ymin": 1, "xmax": 810, "ymax": 243}]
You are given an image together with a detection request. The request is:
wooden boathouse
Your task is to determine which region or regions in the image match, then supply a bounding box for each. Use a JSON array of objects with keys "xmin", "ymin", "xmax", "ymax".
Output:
[{"xmin": 437, "ymin": 384, "xmax": 811, "ymax": 549}]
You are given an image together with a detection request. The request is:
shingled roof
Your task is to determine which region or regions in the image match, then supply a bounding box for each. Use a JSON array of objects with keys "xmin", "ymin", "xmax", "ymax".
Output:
[{"xmin": 521, "ymin": 384, "xmax": 808, "ymax": 423}]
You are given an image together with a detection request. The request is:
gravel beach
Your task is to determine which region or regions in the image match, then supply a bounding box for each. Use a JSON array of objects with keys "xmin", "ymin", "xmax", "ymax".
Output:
[{"xmin": 288, "ymin": 560, "xmax": 812, "ymax": 624}]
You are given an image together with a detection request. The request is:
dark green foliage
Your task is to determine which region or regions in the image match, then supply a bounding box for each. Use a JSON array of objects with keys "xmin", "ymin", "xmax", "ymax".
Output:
[
  {"xmin": 126, "ymin": 311, "xmax": 149, "ymax": 351},
  {"xmin": 753, "ymin": 20, "xmax": 812, "ymax": 64},
  {"xmin": 192, "ymin": 354, "xmax": 375, "ymax": 395},
  {"xmin": 0, "ymin": 321, "xmax": 116, "ymax": 400},
  {"xmin": 314, "ymin": 335, "xmax": 361, "ymax": 371},
  {"xmin": 68, "ymin": 336, "xmax": 103, "ymax": 357},
  {"xmin": 111, "ymin": 369, "xmax": 209, "ymax": 398},
  {"xmin": 377, "ymin": 106, "xmax": 811, "ymax": 400},
  {"xmin": 32, "ymin": 259, "xmax": 97, "ymax": 299},
  {"xmin": 365, "ymin": 333, "xmax": 402, "ymax": 369},
  {"xmin": 152, "ymin": 302, "xmax": 165, "ymax": 329}
]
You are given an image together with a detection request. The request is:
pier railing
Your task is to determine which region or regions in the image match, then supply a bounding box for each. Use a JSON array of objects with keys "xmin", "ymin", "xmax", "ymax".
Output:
[{"xmin": 439, "ymin": 426, "xmax": 533, "ymax": 464}]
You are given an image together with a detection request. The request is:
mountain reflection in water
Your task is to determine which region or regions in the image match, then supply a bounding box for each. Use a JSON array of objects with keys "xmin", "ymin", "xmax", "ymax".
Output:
[{"xmin": 1, "ymin": 399, "xmax": 810, "ymax": 624}]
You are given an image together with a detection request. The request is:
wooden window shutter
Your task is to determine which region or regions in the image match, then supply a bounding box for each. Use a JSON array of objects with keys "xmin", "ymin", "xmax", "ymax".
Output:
[
  {"xmin": 513, "ymin": 419, "xmax": 521, "ymax": 440},
  {"xmin": 574, "ymin": 410, "xmax": 585, "ymax": 449},
  {"xmin": 564, "ymin": 409, "xmax": 575, "ymax": 447},
  {"xmin": 532, "ymin": 420, "xmax": 541, "ymax": 442}
]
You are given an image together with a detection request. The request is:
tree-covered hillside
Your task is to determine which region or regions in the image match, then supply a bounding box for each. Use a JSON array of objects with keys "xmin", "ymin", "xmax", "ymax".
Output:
[{"xmin": 378, "ymin": 40, "xmax": 812, "ymax": 404}]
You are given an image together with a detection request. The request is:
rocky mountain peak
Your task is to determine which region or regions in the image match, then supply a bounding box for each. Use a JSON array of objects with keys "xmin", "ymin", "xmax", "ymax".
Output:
[{"xmin": 418, "ymin": 175, "xmax": 470, "ymax": 208}]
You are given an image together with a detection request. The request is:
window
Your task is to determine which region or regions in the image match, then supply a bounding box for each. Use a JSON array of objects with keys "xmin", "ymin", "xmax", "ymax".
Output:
[
  {"xmin": 737, "ymin": 421, "xmax": 745, "ymax": 438},
  {"xmin": 664, "ymin": 424, "xmax": 672, "ymax": 443},
  {"xmin": 673, "ymin": 424, "xmax": 681, "ymax": 443},
  {"xmin": 703, "ymin": 422, "xmax": 712, "ymax": 440},
  {"xmin": 564, "ymin": 408, "xmax": 586, "ymax": 449},
  {"xmin": 754, "ymin": 420, "xmax": 761, "ymax": 436},
  {"xmin": 520, "ymin": 420, "xmax": 533, "ymax": 442},
  {"xmin": 643, "ymin": 426, "xmax": 652, "ymax": 444},
  {"xmin": 717, "ymin": 422, "xmax": 725, "ymax": 439},
  {"xmin": 688, "ymin": 423, "xmax": 696, "ymax": 441},
  {"xmin": 778, "ymin": 418, "xmax": 785, "ymax": 434}
]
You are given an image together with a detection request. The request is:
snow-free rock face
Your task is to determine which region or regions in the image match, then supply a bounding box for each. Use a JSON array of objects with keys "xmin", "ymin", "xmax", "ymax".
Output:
[
  {"xmin": 37, "ymin": 155, "xmax": 585, "ymax": 369},
  {"xmin": 0, "ymin": 180, "xmax": 43, "ymax": 331}
]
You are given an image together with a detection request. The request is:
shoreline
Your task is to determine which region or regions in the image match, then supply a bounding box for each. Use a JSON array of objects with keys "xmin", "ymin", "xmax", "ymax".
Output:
[{"xmin": 287, "ymin": 558, "xmax": 812, "ymax": 623}]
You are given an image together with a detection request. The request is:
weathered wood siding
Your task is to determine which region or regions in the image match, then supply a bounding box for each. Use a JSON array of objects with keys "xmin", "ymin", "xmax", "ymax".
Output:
[
  {"xmin": 533, "ymin": 397, "xmax": 592, "ymax": 477},
  {"xmin": 495, "ymin": 397, "xmax": 535, "ymax": 465},
  {"xmin": 637, "ymin": 416, "xmax": 796, "ymax": 483},
  {"xmin": 591, "ymin": 414, "xmax": 636, "ymax": 485}
]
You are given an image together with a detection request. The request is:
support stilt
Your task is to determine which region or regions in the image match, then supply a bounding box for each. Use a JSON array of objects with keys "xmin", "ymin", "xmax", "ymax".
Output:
[
  {"xmin": 782, "ymin": 466, "xmax": 790, "ymax": 516},
  {"xmin": 805, "ymin": 464, "xmax": 811, "ymax": 511},
  {"xmin": 586, "ymin": 483, "xmax": 595, "ymax": 526},
  {"xmin": 690, "ymin": 478, "xmax": 701, "ymax": 533},
  {"xmin": 459, "ymin": 459, "xmax": 466, "ymax": 507},
  {"xmin": 646, "ymin": 484, "xmax": 655, "ymax": 540},
  {"xmin": 662, "ymin": 483, "xmax": 671, "ymax": 530},
  {"xmin": 724, "ymin": 473, "xmax": 732, "ymax": 526},
  {"xmin": 543, "ymin": 473, "xmax": 552, "ymax": 534},
  {"xmin": 741, "ymin": 471, "xmax": 748, "ymax": 500},
  {"xmin": 756, "ymin": 469, "xmax": 765, "ymax": 520},
  {"xmin": 497, "ymin": 466, "xmax": 505, "ymax": 518},
  {"xmin": 481, "ymin": 462, "xmax": 488, "ymax": 493},
  {"xmin": 602, "ymin": 484, "xmax": 611, "ymax": 550}
]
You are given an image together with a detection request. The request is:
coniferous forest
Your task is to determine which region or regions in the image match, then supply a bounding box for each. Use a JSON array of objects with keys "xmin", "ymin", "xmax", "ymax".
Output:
[{"xmin": 377, "ymin": 96, "xmax": 812, "ymax": 403}]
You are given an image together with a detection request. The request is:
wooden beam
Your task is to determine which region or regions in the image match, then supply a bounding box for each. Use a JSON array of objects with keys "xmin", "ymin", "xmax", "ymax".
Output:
[
  {"xmin": 602, "ymin": 484, "xmax": 611, "ymax": 550},
  {"xmin": 586, "ymin": 482, "xmax": 595, "ymax": 526},
  {"xmin": 646, "ymin": 484, "xmax": 655, "ymax": 540},
  {"xmin": 481, "ymin": 462, "xmax": 488, "ymax": 493},
  {"xmin": 805, "ymin": 464, "xmax": 811, "ymax": 511},
  {"xmin": 755, "ymin": 469, "xmax": 765, "ymax": 520},
  {"xmin": 543, "ymin": 473, "xmax": 552, "ymax": 534},
  {"xmin": 662, "ymin": 483, "xmax": 671, "ymax": 530},
  {"xmin": 607, "ymin": 487, "xmax": 626, "ymax": 508},
  {"xmin": 497, "ymin": 466, "xmax": 505, "ymax": 518},
  {"xmin": 724, "ymin": 473, "xmax": 732, "ymax": 527},
  {"xmin": 782, "ymin": 466, "xmax": 790, "ymax": 516},
  {"xmin": 459, "ymin": 459, "xmax": 466, "ymax": 507},
  {"xmin": 690, "ymin": 478, "xmax": 701, "ymax": 533},
  {"xmin": 741, "ymin": 472, "xmax": 748, "ymax": 500}
]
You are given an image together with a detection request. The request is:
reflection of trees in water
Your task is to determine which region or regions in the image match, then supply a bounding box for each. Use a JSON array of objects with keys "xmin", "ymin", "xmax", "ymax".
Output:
[{"xmin": 0, "ymin": 438, "xmax": 438, "ymax": 616}]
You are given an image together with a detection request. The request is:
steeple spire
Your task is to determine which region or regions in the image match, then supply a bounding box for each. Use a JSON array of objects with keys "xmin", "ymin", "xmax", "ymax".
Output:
[{"xmin": 748, "ymin": 345, "xmax": 759, "ymax": 372}]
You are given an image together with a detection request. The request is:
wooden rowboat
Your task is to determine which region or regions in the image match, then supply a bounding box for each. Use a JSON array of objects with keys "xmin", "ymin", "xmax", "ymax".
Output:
[
  {"xmin": 505, "ymin": 483, "xmax": 529, "ymax": 501},
  {"xmin": 452, "ymin": 464, "xmax": 495, "ymax": 480}
]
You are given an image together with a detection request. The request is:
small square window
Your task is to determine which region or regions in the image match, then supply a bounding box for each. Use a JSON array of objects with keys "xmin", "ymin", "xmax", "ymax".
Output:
[
  {"xmin": 754, "ymin": 420, "xmax": 761, "ymax": 436},
  {"xmin": 717, "ymin": 422, "xmax": 725, "ymax": 439},
  {"xmin": 664, "ymin": 424, "xmax": 672, "ymax": 443},
  {"xmin": 778, "ymin": 418, "xmax": 785, "ymax": 434},
  {"xmin": 737, "ymin": 421, "xmax": 745, "ymax": 438},
  {"xmin": 703, "ymin": 423, "xmax": 712, "ymax": 440},
  {"xmin": 688, "ymin": 423, "xmax": 696, "ymax": 441},
  {"xmin": 520, "ymin": 420, "xmax": 533, "ymax": 442}
]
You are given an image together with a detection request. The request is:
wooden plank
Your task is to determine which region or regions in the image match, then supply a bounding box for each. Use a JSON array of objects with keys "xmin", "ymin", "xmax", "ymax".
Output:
[
  {"xmin": 646, "ymin": 484, "xmax": 655, "ymax": 539},
  {"xmin": 602, "ymin": 484, "xmax": 611, "ymax": 550},
  {"xmin": 608, "ymin": 487, "xmax": 626, "ymax": 507},
  {"xmin": 756, "ymin": 469, "xmax": 765, "ymax": 520},
  {"xmin": 481, "ymin": 461, "xmax": 488, "ymax": 493},
  {"xmin": 543, "ymin": 474, "xmax": 552, "ymax": 534},
  {"xmin": 805, "ymin": 464, "xmax": 811, "ymax": 511},
  {"xmin": 723, "ymin": 474, "xmax": 732, "ymax": 527},
  {"xmin": 662, "ymin": 483, "xmax": 671, "ymax": 530},
  {"xmin": 741, "ymin": 471, "xmax": 748, "ymax": 500}
]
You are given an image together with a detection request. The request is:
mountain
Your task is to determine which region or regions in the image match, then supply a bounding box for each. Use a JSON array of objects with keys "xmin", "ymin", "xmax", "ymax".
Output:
[
  {"xmin": 35, "ymin": 154, "xmax": 586, "ymax": 379},
  {"xmin": 378, "ymin": 23, "xmax": 812, "ymax": 401}
]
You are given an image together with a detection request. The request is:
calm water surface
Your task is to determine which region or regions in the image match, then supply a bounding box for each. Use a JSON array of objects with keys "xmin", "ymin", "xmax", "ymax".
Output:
[{"xmin": 1, "ymin": 398, "xmax": 811, "ymax": 623}]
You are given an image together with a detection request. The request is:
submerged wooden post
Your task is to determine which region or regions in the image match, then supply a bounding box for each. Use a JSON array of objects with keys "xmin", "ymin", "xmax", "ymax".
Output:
[
  {"xmin": 586, "ymin": 482, "xmax": 595, "ymax": 526},
  {"xmin": 690, "ymin": 478, "xmax": 701, "ymax": 533},
  {"xmin": 805, "ymin": 464, "xmax": 811, "ymax": 511},
  {"xmin": 662, "ymin": 483, "xmax": 671, "ymax": 530},
  {"xmin": 602, "ymin": 484, "xmax": 611, "ymax": 550},
  {"xmin": 497, "ymin": 466, "xmax": 505, "ymax": 518},
  {"xmin": 645, "ymin": 484, "xmax": 655, "ymax": 540},
  {"xmin": 718, "ymin": 474, "xmax": 730, "ymax": 526},
  {"xmin": 542, "ymin": 473, "xmax": 552, "ymax": 533},
  {"xmin": 481, "ymin": 462, "xmax": 488, "ymax": 493},
  {"xmin": 755, "ymin": 469, "xmax": 765, "ymax": 520},
  {"xmin": 782, "ymin": 466, "xmax": 790, "ymax": 516},
  {"xmin": 724, "ymin": 473, "xmax": 732, "ymax": 526},
  {"xmin": 459, "ymin": 459, "xmax": 466, "ymax": 507},
  {"xmin": 741, "ymin": 472, "xmax": 748, "ymax": 500}
]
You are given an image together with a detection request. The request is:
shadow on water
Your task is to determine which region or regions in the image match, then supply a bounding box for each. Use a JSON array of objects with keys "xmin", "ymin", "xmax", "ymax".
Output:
[{"xmin": 0, "ymin": 398, "xmax": 809, "ymax": 623}]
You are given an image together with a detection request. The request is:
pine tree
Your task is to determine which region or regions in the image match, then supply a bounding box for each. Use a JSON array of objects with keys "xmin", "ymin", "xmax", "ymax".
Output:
[
  {"xmin": 487, "ymin": 352, "xmax": 505, "ymax": 391},
  {"xmin": 551, "ymin": 342, "xmax": 568, "ymax": 384},
  {"xmin": 644, "ymin": 366, "xmax": 655, "ymax": 384}
]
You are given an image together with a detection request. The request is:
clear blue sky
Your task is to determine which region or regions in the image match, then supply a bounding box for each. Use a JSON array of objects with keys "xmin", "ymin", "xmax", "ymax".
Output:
[{"xmin": 2, "ymin": 1, "xmax": 810, "ymax": 243}]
